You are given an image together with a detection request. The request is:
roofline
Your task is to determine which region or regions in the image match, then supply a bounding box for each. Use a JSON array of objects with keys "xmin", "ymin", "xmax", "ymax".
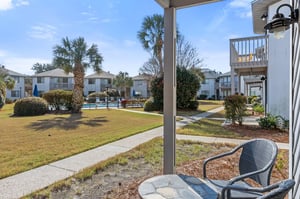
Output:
[
  {"xmin": 155, "ymin": 0, "xmax": 221, "ymax": 9},
  {"xmin": 251, "ymin": 0, "xmax": 281, "ymax": 34}
]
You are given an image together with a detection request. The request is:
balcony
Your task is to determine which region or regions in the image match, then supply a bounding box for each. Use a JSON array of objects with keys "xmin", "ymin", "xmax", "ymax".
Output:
[
  {"xmin": 230, "ymin": 35, "xmax": 268, "ymax": 76},
  {"xmin": 219, "ymin": 82, "xmax": 238, "ymax": 90},
  {"xmin": 50, "ymin": 83, "xmax": 74, "ymax": 90}
]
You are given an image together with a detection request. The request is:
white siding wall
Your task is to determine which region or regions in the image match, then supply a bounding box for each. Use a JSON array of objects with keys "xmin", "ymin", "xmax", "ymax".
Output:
[
  {"xmin": 84, "ymin": 79, "xmax": 96, "ymax": 96},
  {"xmin": 267, "ymin": 0, "xmax": 290, "ymax": 119},
  {"xmin": 132, "ymin": 80, "xmax": 148, "ymax": 98},
  {"xmin": 199, "ymin": 78, "xmax": 216, "ymax": 99},
  {"xmin": 6, "ymin": 76, "xmax": 25, "ymax": 100},
  {"xmin": 32, "ymin": 77, "xmax": 50, "ymax": 94}
]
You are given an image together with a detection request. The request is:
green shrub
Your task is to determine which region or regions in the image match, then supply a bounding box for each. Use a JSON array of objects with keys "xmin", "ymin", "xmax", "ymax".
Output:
[
  {"xmin": 144, "ymin": 97, "xmax": 158, "ymax": 112},
  {"xmin": 276, "ymin": 115, "xmax": 289, "ymax": 130},
  {"xmin": 0, "ymin": 93, "xmax": 4, "ymax": 109},
  {"xmin": 150, "ymin": 67, "xmax": 200, "ymax": 111},
  {"xmin": 224, "ymin": 94, "xmax": 247, "ymax": 125},
  {"xmin": 176, "ymin": 67, "xmax": 200, "ymax": 109},
  {"xmin": 257, "ymin": 114, "xmax": 278, "ymax": 129},
  {"xmin": 198, "ymin": 94, "xmax": 208, "ymax": 100},
  {"xmin": 186, "ymin": 100, "xmax": 199, "ymax": 110},
  {"xmin": 5, "ymin": 98, "xmax": 14, "ymax": 104},
  {"xmin": 14, "ymin": 97, "xmax": 48, "ymax": 116},
  {"xmin": 42, "ymin": 90, "xmax": 73, "ymax": 110},
  {"xmin": 247, "ymin": 95, "xmax": 256, "ymax": 104},
  {"xmin": 87, "ymin": 92, "xmax": 107, "ymax": 103},
  {"xmin": 150, "ymin": 76, "xmax": 164, "ymax": 111},
  {"xmin": 253, "ymin": 104, "xmax": 264, "ymax": 114}
]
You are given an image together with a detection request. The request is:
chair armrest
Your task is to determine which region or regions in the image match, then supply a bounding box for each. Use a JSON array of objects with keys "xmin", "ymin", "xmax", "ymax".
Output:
[
  {"xmin": 228, "ymin": 160, "xmax": 275, "ymax": 185},
  {"xmin": 221, "ymin": 181, "xmax": 281, "ymax": 199},
  {"xmin": 203, "ymin": 144, "xmax": 244, "ymax": 178}
]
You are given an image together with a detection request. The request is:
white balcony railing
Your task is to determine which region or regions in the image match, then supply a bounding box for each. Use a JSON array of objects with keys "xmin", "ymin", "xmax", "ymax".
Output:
[
  {"xmin": 50, "ymin": 83, "xmax": 73, "ymax": 90},
  {"xmin": 230, "ymin": 35, "xmax": 268, "ymax": 68}
]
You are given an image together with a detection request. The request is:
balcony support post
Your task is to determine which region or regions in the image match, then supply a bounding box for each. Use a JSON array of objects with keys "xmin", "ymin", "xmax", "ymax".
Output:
[{"xmin": 231, "ymin": 68, "xmax": 235, "ymax": 95}]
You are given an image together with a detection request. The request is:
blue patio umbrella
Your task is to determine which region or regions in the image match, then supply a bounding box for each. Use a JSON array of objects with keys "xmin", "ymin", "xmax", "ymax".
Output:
[{"xmin": 33, "ymin": 84, "xmax": 39, "ymax": 97}]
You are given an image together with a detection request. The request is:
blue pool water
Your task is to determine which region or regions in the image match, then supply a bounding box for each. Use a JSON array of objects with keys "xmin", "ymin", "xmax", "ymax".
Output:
[{"xmin": 82, "ymin": 102, "xmax": 119, "ymax": 109}]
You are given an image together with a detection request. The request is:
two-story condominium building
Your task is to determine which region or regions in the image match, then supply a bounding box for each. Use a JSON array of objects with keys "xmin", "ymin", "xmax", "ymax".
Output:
[
  {"xmin": 0, "ymin": 66, "xmax": 28, "ymax": 100},
  {"xmin": 230, "ymin": 0, "xmax": 290, "ymax": 119},
  {"xmin": 131, "ymin": 74, "xmax": 151, "ymax": 98},
  {"xmin": 197, "ymin": 68, "xmax": 220, "ymax": 100},
  {"xmin": 251, "ymin": 0, "xmax": 299, "ymax": 197},
  {"xmin": 218, "ymin": 71, "xmax": 239, "ymax": 99},
  {"xmin": 84, "ymin": 71, "xmax": 115, "ymax": 96},
  {"xmin": 32, "ymin": 68, "xmax": 74, "ymax": 96}
]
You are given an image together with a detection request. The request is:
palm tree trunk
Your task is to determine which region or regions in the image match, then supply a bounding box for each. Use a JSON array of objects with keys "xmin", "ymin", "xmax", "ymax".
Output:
[{"xmin": 72, "ymin": 63, "xmax": 84, "ymax": 113}]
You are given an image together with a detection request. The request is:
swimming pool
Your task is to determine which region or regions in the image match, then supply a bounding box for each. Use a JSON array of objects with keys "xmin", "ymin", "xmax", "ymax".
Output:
[{"xmin": 82, "ymin": 102, "xmax": 120, "ymax": 109}]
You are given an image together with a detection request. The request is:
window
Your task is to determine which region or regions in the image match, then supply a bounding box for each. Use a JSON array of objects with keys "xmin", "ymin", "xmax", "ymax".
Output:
[
  {"xmin": 201, "ymin": 90, "xmax": 209, "ymax": 95},
  {"xmin": 37, "ymin": 77, "xmax": 44, "ymax": 83},
  {"xmin": 11, "ymin": 90, "xmax": 20, "ymax": 97},
  {"xmin": 13, "ymin": 76, "xmax": 20, "ymax": 83},
  {"xmin": 202, "ymin": 79, "xmax": 209, "ymax": 84},
  {"xmin": 58, "ymin": 77, "xmax": 68, "ymax": 83},
  {"xmin": 135, "ymin": 80, "xmax": 143, "ymax": 87},
  {"xmin": 88, "ymin": 79, "xmax": 95, "ymax": 84}
]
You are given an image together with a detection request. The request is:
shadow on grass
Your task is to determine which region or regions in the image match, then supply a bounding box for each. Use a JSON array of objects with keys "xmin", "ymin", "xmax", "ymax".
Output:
[{"xmin": 28, "ymin": 113, "xmax": 108, "ymax": 131}]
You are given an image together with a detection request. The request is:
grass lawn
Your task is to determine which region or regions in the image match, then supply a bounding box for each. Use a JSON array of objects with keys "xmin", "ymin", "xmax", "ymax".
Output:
[
  {"xmin": 176, "ymin": 118, "xmax": 240, "ymax": 138},
  {"xmin": 25, "ymin": 137, "xmax": 288, "ymax": 198},
  {"xmin": 0, "ymin": 104, "xmax": 163, "ymax": 179},
  {"xmin": 177, "ymin": 100, "xmax": 223, "ymax": 116},
  {"xmin": 25, "ymin": 138, "xmax": 234, "ymax": 198},
  {"xmin": 177, "ymin": 107, "xmax": 238, "ymax": 138}
]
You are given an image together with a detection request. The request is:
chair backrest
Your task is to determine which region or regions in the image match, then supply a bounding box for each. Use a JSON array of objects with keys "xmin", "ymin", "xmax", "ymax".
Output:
[
  {"xmin": 239, "ymin": 139, "xmax": 278, "ymax": 187},
  {"xmin": 258, "ymin": 179, "xmax": 295, "ymax": 199}
]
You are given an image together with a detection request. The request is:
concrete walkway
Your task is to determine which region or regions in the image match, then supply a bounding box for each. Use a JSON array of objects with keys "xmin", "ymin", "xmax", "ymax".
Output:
[{"xmin": 0, "ymin": 107, "xmax": 289, "ymax": 199}]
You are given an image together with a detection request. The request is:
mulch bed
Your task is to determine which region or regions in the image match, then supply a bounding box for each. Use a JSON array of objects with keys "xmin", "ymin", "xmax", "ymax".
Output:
[
  {"xmin": 224, "ymin": 124, "xmax": 289, "ymax": 143},
  {"xmin": 108, "ymin": 124, "xmax": 289, "ymax": 199},
  {"xmin": 49, "ymin": 124, "xmax": 289, "ymax": 199}
]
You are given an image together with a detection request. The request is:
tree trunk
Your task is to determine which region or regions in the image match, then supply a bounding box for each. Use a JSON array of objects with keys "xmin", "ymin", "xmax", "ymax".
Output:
[{"xmin": 72, "ymin": 63, "xmax": 85, "ymax": 113}]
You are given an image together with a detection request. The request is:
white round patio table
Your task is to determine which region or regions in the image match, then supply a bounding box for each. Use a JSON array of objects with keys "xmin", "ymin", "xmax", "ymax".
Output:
[{"xmin": 138, "ymin": 174, "xmax": 219, "ymax": 199}]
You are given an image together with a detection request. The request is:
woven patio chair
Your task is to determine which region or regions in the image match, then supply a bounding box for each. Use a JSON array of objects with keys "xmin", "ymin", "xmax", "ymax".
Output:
[{"xmin": 203, "ymin": 138, "xmax": 278, "ymax": 198}]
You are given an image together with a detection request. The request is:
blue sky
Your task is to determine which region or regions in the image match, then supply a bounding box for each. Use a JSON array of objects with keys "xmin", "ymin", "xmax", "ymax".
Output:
[{"xmin": 0, "ymin": 0, "xmax": 257, "ymax": 76}]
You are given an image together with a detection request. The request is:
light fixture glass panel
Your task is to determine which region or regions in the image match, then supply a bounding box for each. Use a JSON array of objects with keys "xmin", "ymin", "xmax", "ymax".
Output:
[{"xmin": 274, "ymin": 31, "xmax": 285, "ymax": 39}]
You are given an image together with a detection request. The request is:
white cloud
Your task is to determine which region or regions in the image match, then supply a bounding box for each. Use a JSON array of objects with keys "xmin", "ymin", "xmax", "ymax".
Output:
[
  {"xmin": 123, "ymin": 40, "xmax": 136, "ymax": 47},
  {"xmin": 0, "ymin": 0, "xmax": 29, "ymax": 11},
  {"xmin": 88, "ymin": 17, "xmax": 99, "ymax": 22},
  {"xmin": 28, "ymin": 24, "xmax": 57, "ymax": 40},
  {"xmin": 229, "ymin": 0, "xmax": 252, "ymax": 8},
  {"xmin": 81, "ymin": 11, "xmax": 90, "ymax": 16},
  {"xmin": 80, "ymin": 10, "xmax": 102, "ymax": 23},
  {"xmin": 0, "ymin": 0, "xmax": 13, "ymax": 10},
  {"xmin": 16, "ymin": 0, "xmax": 29, "ymax": 7},
  {"xmin": 2, "ymin": 57, "xmax": 51, "ymax": 75},
  {"xmin": 206, "ymin": 9, "xmax": 228, "ymax": 32},
  {"xmin": 100, "ymin": 18, "xmax": 112, "ymax": 23},
  {"xmin": 229, "ymin": 0, "xmax": 252, "ymax": 18},
  {"xmin": 0, "ymin": 49, "xmax": 8, "ymax": 57}
]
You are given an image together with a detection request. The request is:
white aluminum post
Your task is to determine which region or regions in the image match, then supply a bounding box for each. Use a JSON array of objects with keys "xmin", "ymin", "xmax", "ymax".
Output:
[
  {"xmin": 163, "ymin": 7, "xmax": 176, "ymax": 174},
  {"xmin": 231, "ymin": 69, "xmax": 235, "ymax": 95}
]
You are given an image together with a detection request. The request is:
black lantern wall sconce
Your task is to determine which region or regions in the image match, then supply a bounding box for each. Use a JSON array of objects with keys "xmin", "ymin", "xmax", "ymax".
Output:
[{"xmin": 264, "ymin": 3, "xmax": 299, "ymax": 39}]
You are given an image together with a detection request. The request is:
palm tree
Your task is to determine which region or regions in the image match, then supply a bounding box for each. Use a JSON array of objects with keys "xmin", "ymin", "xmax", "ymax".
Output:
[
  {"xmin": 0, "ymin": 70, "xmax": 15, "ymax": 109},
  {"xmin": 113, "ymin": 72, "xmax": 133, "ymax": 99},
  {"xmin": 53, "ymin": 37, "xmax": 103, "ymax": 113},
  {"xmin": 137, "ymin": 14, "xmax": 164, "ymax": 75}
]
